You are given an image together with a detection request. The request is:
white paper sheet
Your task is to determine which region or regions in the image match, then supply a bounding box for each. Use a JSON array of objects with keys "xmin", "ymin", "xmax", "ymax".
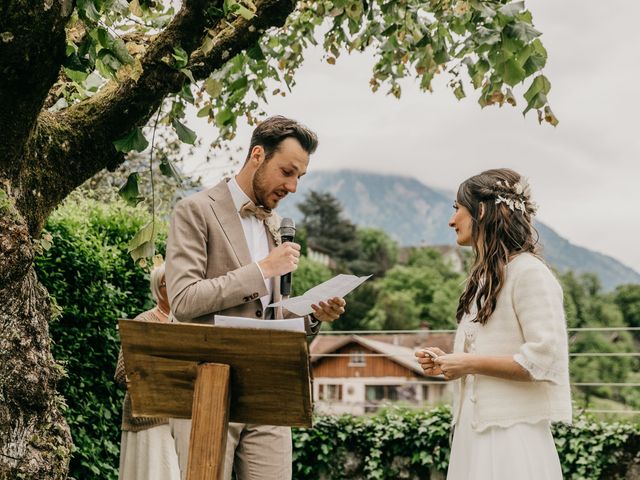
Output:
[
  {"xmin": 268, "ymin": 274, "xmax": 372, "ymax": 316},
  {"xmin": 214, "ymin": 315, "xmax": 305, "ymax": 333}
]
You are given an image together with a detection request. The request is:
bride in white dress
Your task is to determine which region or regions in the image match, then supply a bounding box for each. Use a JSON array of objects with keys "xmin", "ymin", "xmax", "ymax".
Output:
[{"xmin": 416, "ymin": 169, "xmax": 572, "ymax": 480}]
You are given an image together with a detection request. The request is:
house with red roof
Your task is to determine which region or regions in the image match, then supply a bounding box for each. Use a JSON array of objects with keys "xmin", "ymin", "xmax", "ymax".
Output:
[{"xmin": 309, "ymin": 332, "xmax": 454, "ymax": 415}]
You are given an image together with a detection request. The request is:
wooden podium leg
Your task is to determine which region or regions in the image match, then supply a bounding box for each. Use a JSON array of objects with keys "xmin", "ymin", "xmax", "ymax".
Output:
[{"xmin": 186, "ymin": 363, "xmax": 231, "ymax": 480}]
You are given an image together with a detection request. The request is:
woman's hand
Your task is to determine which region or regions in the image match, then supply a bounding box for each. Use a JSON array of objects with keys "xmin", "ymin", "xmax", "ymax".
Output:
[
  {"xmin": 415, "ymin": 347, "xmax": 447, "ymax": 376},
  {"xmin": 434, "ymin": 353, "xmax": 475, "ymax": 380}
]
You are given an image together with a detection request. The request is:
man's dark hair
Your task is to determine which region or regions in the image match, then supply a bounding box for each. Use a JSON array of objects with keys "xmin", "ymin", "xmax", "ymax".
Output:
[{"xmin": 246, "ymin": 115, "xmax": 318, "ymax": 162}]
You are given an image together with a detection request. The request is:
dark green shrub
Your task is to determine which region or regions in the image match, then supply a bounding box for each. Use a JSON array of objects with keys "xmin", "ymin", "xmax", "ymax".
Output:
[
  {"xmin": 293, "ymin": 406, "xmax": 451, "ymax": 480},
  {"xmin": 293, "ymin": 407, "xmax": 639, "ymax": 480},
  {"xmin": 36, "ymin": 198, "xmax": 166, "ymax": 480}
]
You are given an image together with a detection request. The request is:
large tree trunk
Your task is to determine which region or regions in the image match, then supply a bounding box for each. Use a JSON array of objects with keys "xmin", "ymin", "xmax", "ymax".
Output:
[
  {"xmin": 0, "ymin": 0, "xmax": 296, "ymax": 475},
  {"xmin": 0, "ymin": 198, "xmax": 72, "ymax": 479}
]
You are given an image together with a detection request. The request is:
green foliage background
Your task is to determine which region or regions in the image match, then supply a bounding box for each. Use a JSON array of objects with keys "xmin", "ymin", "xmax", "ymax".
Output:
[
  {"xmin": 35, "ymin": 197, "xmax": 161, "ymax": 479},
  {"xmin": 293, "ymin": 408, "xmax": 640, "ymax": 480},
  {"xmin": 35, "ymin": 197, "xmax": 640, "ymax": 479}
]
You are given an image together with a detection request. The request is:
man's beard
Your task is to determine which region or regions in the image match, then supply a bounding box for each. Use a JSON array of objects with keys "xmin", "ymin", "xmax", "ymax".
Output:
[{"xmin": 252, "ymin": 164, "xmax": 272, "ymax": 209}]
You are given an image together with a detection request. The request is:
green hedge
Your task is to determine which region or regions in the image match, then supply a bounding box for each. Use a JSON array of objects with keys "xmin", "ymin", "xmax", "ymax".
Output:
[
  {"xmin": 293, "ymin": 408, "xmax": 640, "ymax": 480},
  {"xmin": 36, "ymin": 198, "xmax": 163, "ymax": 480}
]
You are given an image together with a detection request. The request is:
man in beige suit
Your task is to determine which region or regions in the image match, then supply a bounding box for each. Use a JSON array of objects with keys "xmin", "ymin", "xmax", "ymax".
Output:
[{"xmin": 165, "ymin": 116, "xmax": 346, "ymax": 480}]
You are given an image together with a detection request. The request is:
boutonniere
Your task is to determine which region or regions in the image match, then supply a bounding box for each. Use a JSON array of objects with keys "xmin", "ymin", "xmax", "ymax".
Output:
[{"xmin": 264, "ymin": 215, "xmax": 281, "ymax": 246}]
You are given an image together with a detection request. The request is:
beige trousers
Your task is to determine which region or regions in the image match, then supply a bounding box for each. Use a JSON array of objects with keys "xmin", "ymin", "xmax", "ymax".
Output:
[{"xmin": 169, "ymin": 419, "xmax": 292, "ymax": 480}]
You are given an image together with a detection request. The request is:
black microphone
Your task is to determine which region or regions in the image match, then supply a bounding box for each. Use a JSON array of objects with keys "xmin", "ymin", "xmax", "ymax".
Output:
[{"xmin": 279, "ymin": 218, "xmax": 296, "ymax": 297}]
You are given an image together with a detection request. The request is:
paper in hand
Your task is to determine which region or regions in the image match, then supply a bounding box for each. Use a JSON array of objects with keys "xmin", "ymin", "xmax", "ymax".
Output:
[{"xmin": 268, "ymin": 274, "xmax": 371, "ymax": 316}]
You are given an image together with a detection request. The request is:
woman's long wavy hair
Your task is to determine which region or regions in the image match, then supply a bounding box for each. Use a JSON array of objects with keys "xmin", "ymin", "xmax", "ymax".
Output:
[{"xmin": 456, "ymin": 168, "xmax": 539, "ymax": 325}]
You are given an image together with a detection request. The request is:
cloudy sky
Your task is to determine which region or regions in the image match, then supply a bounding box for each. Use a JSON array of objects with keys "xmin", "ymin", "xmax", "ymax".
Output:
[{"xmin": 184, "ymin": 0, "xmax": 640, "ymax": 273}]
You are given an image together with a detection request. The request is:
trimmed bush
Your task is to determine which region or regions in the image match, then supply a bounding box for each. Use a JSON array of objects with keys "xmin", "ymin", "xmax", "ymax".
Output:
[
  {"xmin": 36, "ymin": 198, "xmax": 164, "ymax": 480},
  {"xmin": 293, "ymin": 407, "xmax": 640, "ymax": 480}
]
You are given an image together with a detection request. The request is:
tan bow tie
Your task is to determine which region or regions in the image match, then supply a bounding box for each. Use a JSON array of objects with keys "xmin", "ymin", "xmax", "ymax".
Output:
[{"xmin": 239, "ymin": 201, "xmax": 272, "ymax": 221}]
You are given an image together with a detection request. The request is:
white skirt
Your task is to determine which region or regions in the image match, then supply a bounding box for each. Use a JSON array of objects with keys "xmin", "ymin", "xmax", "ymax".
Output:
[
  {"xmin": 118, "ymin": 425, "xmax": 182, "ymax": 480},
  {"xmin": 447, "ymin": 381, "xmax": 564, "ymax": 480}
]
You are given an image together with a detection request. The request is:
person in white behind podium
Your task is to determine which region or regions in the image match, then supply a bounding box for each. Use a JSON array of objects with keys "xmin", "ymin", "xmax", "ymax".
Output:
[
  {"xmin": 165, "ymin": 116, "xmax": 346, "ymax": 480},
  {"xmin": 416, "ymin": 168, "xmax": 571, "ymax": 480}
]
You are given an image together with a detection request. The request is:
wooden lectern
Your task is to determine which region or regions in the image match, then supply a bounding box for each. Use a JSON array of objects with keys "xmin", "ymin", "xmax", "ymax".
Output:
[{"xmin": 118, "ymin": 319, "xmax": 313, "ymax": 480}]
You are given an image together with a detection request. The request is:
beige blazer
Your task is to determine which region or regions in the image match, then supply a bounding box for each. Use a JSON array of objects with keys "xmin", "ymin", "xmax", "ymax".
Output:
[{"xmin": 166, "ymin": 179, "xmax": 317, "ymax": 334}]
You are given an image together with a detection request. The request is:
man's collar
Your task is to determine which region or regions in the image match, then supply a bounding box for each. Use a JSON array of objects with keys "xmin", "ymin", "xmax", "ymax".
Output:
[{"xmin": 227, "ymin": 176, "xmax": 252, "ymax": 213}]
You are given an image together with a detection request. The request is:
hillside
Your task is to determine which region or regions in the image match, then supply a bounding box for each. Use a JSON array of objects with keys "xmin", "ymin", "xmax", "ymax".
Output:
[{"xmin": 279, "ymin": 169, "xmax": 640, "ymax": 290}]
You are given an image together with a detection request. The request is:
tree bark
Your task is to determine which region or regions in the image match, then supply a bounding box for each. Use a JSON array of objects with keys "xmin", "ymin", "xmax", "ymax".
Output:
[
  {"xmin": 0, "ymin": 198, "xmax": 72, "ymax": 479},
  {"xmin": 0, "ymin": 0, "xmax": 296, "ymax": 477}
]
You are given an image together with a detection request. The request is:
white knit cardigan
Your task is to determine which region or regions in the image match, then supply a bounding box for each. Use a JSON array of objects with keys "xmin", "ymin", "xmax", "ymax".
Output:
[{"xmin": 451, "ymin": 253, "xmax": 572, "ymax": 432}]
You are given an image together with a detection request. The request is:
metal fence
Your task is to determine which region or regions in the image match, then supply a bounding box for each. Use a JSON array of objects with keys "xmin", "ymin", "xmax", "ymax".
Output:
[{"xmin": 312, "ymin": 327, "xmax": 640, "ymax": 416}]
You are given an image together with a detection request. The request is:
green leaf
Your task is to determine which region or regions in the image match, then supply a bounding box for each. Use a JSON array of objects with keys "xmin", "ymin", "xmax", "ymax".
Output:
[
  {"xmin": 229, "ymin": 76, "xmax": 248, "ymax": 91},
  {"xmin": 180, "ymin": 83, "xmax": 194, "ymax": 104},
  {"xmin": 523, "ymin": 74, "xmax": 551, "ymax": 104},
  {"xmin": 197, "ymin": 104, "xmax": 212, "ymax": 118},
  {"xmin": 247, "ymin": 44, "xmax": 266, "ymax": 61},
  {"xmin": 170, "ymin": 100, "xmax": 186, "ymax": 119},
  {"xmin": 172, "ymin": 47, "xmax": 189, "ymax": 69},
  {"xmin": 171, "ymin": 118, "xmax": 197, "ymax": 145},
  {"xmin": 415, "ymin": 32, "xmax": 431, "ymax": 49},
  {"xmin": 476, "ymin": 26, "xmax": 501, "ymax": 46},
  {"xmin": 110, "ymin": 38, "xmax": 134, "ymax": 65},
  {"xmin": 523, "ymin": 92, "xmax": 547, "ymax": 115},
  {"xmin": 523, "ymin": 39, "xmax": 548, "ymax": 75},
  {"xmin": 382, "ymin": 24, "xmax": 398, "ymax": 37},
  {"xmin": 205, "ymin": 77, "xmax": 223, "ymax": 98},
  {"xmin": 453, "ymin": 83, "xmax": 465, "ymax": 100},
  {"xmin": 508, "ymin": 21, "xmax": 542, "ymax": 43},
  {"xmin": 215, "ymin": 109, "xmax": 234, "ymax": 128},
  {"xmin": 501, "ymin": 57, "xmax": 526, "ymax": 86},
  {"xmin": 128, "ymin": 222, "xmax": 157, "ymax": 261},
  {"xmin": 471, "ymin": 1, "xmax": 496, "ymax": 19},
  {"xmin": 498, "ymin": 1, "xmax": 524, "ymax": 17},
  {"xmin": 64, "ymin": 68, "xmax": 89, "ymax": 84},
  {"xmin": 96, "ymin": 51, "xmax": 122, "ymax": 78},
  {"xmin": 117, "ymin": 173, "xmax": 144, "ymax": 207},
  {"xmin": 201, "ymin": 33, "xmax": 215, "ymax": 55},
  {"xmin": 78, "ymin": 0, "xmax": 100, "ymax": 23},
  {"xmin": 159, "ymin": 159, "xmax": 183, "ymax": 182},
  {"xmin": 468, "ymin": 59, "xmax": 489, "ymax": 88},
  {"xmin": 113, "ymin": 128, "xmax": 149, "ymax": 153},
  {"xmin": 180, "ymin": 68, "xmax": 196, "ymax": 84},
  {"xmin": 235, "ymin": 4, "xmax": 255, "ymax": 20}
]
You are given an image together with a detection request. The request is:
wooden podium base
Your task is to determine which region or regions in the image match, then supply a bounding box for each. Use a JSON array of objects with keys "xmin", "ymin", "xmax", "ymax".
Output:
[{"xmin": 187, "ymin": 363, "xmax": 231, "ymax": 480}]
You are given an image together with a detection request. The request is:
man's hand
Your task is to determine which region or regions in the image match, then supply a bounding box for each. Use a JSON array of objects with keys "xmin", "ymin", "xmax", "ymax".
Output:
[
  {"xmin": 311, "ymin": 297, "xmax": 346, "ymax": 323},
  {"xmin": 258, "ymin": 242, "xmax": 300, "ymax": 278}
]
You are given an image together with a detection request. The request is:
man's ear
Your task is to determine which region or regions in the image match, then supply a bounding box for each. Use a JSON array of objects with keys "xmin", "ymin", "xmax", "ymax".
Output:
[{"xmin": 249, "ymin": 145, "xmax": 265, "ymax": 166}]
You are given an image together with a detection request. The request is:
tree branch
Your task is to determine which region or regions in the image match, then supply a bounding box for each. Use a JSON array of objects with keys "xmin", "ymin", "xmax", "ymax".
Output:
[
  {"xmin": 16, "ymin": 0, "xmax": 296, "ymax": 236},
  {"xmin": 0, "ymin": 0, "xmax": 73, "ymax": 179},
  {"xmin": 190, "ymin": 0, "xmax": 296, "ymax": 80}
]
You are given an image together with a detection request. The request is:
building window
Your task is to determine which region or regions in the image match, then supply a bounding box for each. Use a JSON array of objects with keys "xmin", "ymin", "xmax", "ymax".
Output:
[
  {"xmin": 318, "ymin": 384, "xmax": 342, "ymax": 401},
  {"xmin": 365, "ymin": 385, "xmax": 400, "ymax": 402},
  {"xmin": 349, "ymin": 350, "xmax": 366, "ymax": 367},
  {"xmin": 422, "ymin": 385, "xmax": 430, "ymax": 403},
  {"xmin": 365, "ymin": 385, "xmax": 400, "ymax": 413}
]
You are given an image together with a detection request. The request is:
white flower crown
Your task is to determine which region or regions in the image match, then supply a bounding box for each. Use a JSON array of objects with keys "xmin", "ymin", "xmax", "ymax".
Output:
[{"xmin": 494, "ymin": 179, "xmax": 538, "ymax": 215}]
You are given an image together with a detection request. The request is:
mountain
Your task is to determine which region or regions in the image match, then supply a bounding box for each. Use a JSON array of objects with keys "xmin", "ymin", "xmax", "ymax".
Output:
[{"xmin": 279, "ymin": 169, "xmax": 640, "ymax": 290}]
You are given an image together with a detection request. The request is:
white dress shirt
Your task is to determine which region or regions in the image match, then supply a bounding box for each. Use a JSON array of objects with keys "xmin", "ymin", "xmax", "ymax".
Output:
[{"xmin": 227, "ymin": 177, "xmax": 273, "ymax": 312}]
